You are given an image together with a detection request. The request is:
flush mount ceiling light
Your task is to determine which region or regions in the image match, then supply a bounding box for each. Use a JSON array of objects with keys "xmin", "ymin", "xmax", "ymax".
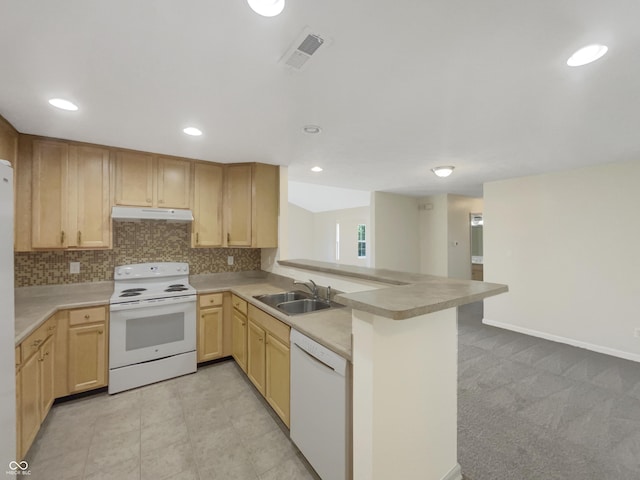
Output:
[
  {"xmin": 431, "ymin": 166, "xmax": 455, "ymax": 178},
  {"xmin": 303, "ymin": 125, "xmax": 322, "ymax": 134},
  {"xmin": 183, "ymin": 127, "xmax": 202, "ymax": 136},
  {"xmin": 247, "ymin": 0, "xmax": 285, "ymax": 17},
  {"xmin": 311, "ymin": 166, "xmax": 323, "ymax": 172},
  {"xmin": 48, "ymin": 98, "xmax": 78, "ymax": 111},
  {"xmin": 567, "ymin": 44, "xmax": 608, "ymax": 66}
]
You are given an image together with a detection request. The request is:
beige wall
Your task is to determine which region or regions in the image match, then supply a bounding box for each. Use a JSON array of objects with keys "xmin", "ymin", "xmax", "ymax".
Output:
[
  {"xmin": 314, "ymin": 206, "xmax": 370, "ymax": 267},
  {"xmin": 484, "ymin": 159, "xmax": 640, "ymax": 362},
  {"xmin": 371, "ymin": 192, "xmax": 420, "ymax": 272},
  {"xmin": 287, "ymin": 203, "xmax": 314, "ymax": 260},
  {"xmin": 418, "ymin": 194, "xmax": 448, "ymax": 276},
  {"xmin": 418, "ymin": 194, "xmax": 483, "ymax": 279}
]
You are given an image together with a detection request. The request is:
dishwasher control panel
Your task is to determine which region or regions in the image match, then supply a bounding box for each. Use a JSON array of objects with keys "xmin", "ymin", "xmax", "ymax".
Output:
[{"xmin": 290, "ymin": 329, "xmax": 347, "ymax": 375}]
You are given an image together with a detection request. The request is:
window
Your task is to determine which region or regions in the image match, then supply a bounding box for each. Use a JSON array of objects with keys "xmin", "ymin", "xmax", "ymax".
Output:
[{"xmin": 357, "ymin": 224, "xmax": 366, "ymax": 258}]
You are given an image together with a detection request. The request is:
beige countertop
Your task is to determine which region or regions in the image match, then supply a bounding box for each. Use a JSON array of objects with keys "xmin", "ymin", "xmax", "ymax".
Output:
[
  {"xmin": 14, "ymin": 271, "xmax": 353, "ymax": 360},
  {"xmin": 279, "ymin": 259, "xmax": 508, "ymax": 320}
]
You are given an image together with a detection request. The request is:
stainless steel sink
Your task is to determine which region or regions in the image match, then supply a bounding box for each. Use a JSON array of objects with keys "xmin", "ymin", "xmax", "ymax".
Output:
[
  {"xmin": 253, "ymin": 290, "xmax": 312, "ymax": 308},
  {"xmin": 253, "ymin": 290, "xmax": 343, "ymax": 315},
  {"xmin": 276, "ymin": 298, "xmax": 332, "ymax": 315}
]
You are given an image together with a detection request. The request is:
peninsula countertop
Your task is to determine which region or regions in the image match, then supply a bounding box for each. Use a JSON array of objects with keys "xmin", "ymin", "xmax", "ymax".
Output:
[
  {"xmin": 279, "ymin": 259, "xmax": 508, "ymax": 320},
  {"xmin": 14, "ymin": 271, "xmax": 353, "ymax": 360}
]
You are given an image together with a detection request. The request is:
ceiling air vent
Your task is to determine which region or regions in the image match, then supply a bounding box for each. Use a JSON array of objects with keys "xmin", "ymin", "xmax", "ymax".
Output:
[{"xmin": 280, "ymin": 27, "xmax": 328, "ymax": 71}]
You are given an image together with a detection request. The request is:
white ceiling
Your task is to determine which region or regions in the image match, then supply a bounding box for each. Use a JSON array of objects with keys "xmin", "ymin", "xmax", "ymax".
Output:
[{"xmin": 2, "ymin": 0, "xmax": 639, "ymax": 197}]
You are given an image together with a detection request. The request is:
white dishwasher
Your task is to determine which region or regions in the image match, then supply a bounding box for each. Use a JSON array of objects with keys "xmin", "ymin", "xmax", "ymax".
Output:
[{"xmin": 290, "ymin": 329, "xmax": 349, "ymax": 480}]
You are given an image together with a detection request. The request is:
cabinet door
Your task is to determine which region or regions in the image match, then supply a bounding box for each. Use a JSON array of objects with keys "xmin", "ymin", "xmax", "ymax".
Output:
[
  {"xmin": 69, "ymin": 145, "xmax": 111, "ymax": 248},
  {"xmin": 39, "ymin": 335, "xmax": 55, "ymax": 419},
  {"xmin": 253, "ymin": 163, "xmax": 279, "ymax": 248},
  {"xmin": 32, "ymin": 140, "xmax": 68, "ymax": 248},
  {"xmin": 193, "ymin": 162, "xmax": 223, "ymax": 247},
  {"xmin": 157, "ymin": 156, "xmax": 191, "ymax": 208},
  {"xmin": 247, "ymin": 320, "xmax": 266, "ymax": 394},
  {"xmin": 265, "ymin": 333, "xmax": 290, "ymax": 427},
  {"xmin": 198, "ymin": 306, "xmax": 223, "ymax": 363},
  {"xmin": 231, "ymin": 309, "xmax": 248, "ymax": 372},
  {"xmin": 68, "ymin": 323, "xmax": 107, "ymax": 393},
  {"xmin": 115, "ymin": 151, "xmax": 154, "ymax": 206},
  {"xmin": 19, "ymin": 351, "xmax": 40, "ymax": 459},
  {"xmin": 225, "ymin": 164, "xmax": 252, "ymax": 246}
]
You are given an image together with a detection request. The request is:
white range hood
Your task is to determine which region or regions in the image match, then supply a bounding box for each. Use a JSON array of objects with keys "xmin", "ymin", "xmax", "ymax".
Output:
[{"xmin": 111, "ymin": 206, "xmax": 194, "ymax": 223}]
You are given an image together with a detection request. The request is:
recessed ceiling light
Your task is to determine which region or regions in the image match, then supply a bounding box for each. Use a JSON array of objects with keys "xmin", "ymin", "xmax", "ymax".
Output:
[
  {"xmin": 567, "ymin": 44, "xmax": 608, "ymax": 67},
  {"xmin": 311, "ymin": 166, "xmax": 323, "ymax": 172},
  {"xmin": 431, "ymin": 166, "xmax": 455, "ymax": 178},
  {"xmin": 183, "ymin": 127, "xmax": 202, "ymax": 136},
  {"xmin": 247, "ymin": 0, "xmax": 285, "ymax": 17},
  {"xmin": 48, "ymin": 98, "xmax": 78, "ymax": 111},
  {"xmin": 303, "ymin": 125, "xmax": 322, "ymax": 134}
]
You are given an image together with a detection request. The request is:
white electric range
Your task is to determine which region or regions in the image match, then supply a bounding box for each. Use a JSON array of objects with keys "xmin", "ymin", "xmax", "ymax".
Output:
[{"xmin": 109, "ymin": 262, "xmax": 197, "ymax": 394}]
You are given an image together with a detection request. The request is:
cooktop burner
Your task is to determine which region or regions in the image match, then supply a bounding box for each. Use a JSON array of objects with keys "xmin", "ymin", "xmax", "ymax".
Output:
[
  {"xmin": 111, "ymin": 263, "xmax": 196, "ymax": 305},
  {"xmin": 165, "ymin": 287, "xmax": 188, "ymax": 292}
]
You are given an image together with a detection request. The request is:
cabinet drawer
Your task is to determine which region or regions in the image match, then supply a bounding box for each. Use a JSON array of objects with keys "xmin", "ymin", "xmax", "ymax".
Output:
[
  {"xmin": 248, "ymin": 305, "xmax": 290, "ymax": 345},
  {"xmin": 69, "ymin": 306, "xmax": 107, "ymax": 326},
  {"xmin": 199, "ymin": 293, "xmax": 223, "ymax": 308},
  {"xmin": 21, "ymin": 316, "xmax": 56, "ymax": 363},
  {"xmin": 232, "ymin": 295, "xmax": 248, "ymax": 315}
]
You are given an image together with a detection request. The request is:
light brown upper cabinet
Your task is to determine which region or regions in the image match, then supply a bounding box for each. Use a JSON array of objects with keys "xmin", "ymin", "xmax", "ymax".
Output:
[
  {"xmin": 192, "ymin": 162, "xmax": 223, "ymax": 247},
  {"xmin": 30, "ymin": 139, "xmax": 111, "ymax": 250},
  {"xmin": 225, "ymin": 163, "xmax": 279, "ymax": 248},
  {"xmin": 115, "ymin": 151, "xmax": 191, "ymax": 209},
  {"xmin": 68, "ymin": 146, "xmax": 111, "ymax": 248},
  {"xmin": 31, "ymin": 140, "xmax": 68, "ymax": 248}
]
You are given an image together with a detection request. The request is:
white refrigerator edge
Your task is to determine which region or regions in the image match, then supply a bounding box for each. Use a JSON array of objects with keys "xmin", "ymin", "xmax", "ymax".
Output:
[{"xmin": 0, "ymin": 159, "xmax": 16, "ymax": 466}]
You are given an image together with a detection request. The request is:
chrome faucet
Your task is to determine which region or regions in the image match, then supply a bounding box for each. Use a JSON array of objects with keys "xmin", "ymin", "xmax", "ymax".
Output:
[
  {"xmin": 294, "ymin": 279, "xmax": 318, "ymax": 298},
  {"xmin": 326, "ymin": 285, "xmax": 331, "ymax": 302}
]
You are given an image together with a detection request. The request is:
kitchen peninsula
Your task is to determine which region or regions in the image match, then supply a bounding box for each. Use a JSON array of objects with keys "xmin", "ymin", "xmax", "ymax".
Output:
[{"xmin": 278, "ymin": 259, "xmax": 508, "ymax": 480}]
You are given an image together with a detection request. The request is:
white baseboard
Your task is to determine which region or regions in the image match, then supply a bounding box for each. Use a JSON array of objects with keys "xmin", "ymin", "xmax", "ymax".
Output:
[
  {"xmin": 482, "ymin": 318, "xmax": 640, "ymax": 363},
  {"xmin": 442, "ymin": 463, "xmax": 462, "ymax": 480}
]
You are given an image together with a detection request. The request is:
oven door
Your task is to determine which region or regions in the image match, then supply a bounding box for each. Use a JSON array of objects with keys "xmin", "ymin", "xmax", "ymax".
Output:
[{"xmin": 109, "ymin": 296, "xmax": 196, "ymax": 369}]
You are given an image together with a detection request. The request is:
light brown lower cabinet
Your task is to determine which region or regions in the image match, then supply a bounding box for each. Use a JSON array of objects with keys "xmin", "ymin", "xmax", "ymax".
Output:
[
  {"xmin": 197, "ymin": 293, "xmax": 225, "ymax": 363},
  {"xmin": 246, "ymin": 305, "xmax": 291, "ymax": 427},
  {"xmin": 247, "ymin": 320, "xmax": 267, "ymax": 394},
  {"xmin": 16, "ymin": 315, "xmax": 56, "ymax": 460},
  {"xmin": 16, "ymin": 305, "xmax": 109, "ymax": 459},
  {"xmin": 231, "ymin": 295, "xmax": 248, "ymax": 372}
]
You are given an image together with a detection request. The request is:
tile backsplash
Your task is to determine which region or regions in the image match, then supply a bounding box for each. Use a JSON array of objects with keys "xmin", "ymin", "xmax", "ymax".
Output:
[{"xmin": 15, "ymin": 221, "xmax": 261, "ymax": 287}]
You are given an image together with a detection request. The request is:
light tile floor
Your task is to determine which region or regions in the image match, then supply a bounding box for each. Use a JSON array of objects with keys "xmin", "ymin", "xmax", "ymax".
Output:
[{"xmin": 26, "ymin": 359, "xmax": 320, "ymax": 480}]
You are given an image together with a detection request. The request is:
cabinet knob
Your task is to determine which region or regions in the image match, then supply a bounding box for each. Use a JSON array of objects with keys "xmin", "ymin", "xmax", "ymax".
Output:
[
  {"xmin": 227, "ymin": 233, "xmax": 231, "ymax": 242},
  {"xmin": 84, "ymin": 314, "xmax": 90, "ymax": 319},
  {"xmin": 44, "ymin": 351, "xmax": 50, "ymax": 357},
  {"xmin": 77, "ymin": 231, "xmax": 82, "ymax": 244},
  {"xmin": 61, "ymin": 230, "xmax": 65, "ymax": 244},
  {"xmin": 259, "ymin": 337, "xmax": 263, "ymax": 343},
  {"xmin": 32, "ymin": 339, "xmax": 43, "ymax": 348},
  {"xmin": 201, "ymin": 315, "xmax": 205, "ymax": 318},
  {"xmin": 98, "ymin": 330, "xmax": 104, "ymax": 334},
  {"xmin": 210, "ymin": 299, "xmax": 214, "ymax": 303}
]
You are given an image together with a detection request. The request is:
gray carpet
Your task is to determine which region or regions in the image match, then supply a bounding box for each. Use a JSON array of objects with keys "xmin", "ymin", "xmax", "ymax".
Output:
[{"xmin": 457, "ymin": 302, "xmax": 640, "ymax": 480}]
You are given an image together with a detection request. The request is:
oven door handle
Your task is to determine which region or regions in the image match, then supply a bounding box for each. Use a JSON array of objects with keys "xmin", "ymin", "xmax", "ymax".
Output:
[{"xmin": 110, "ymin": 295, "xmax": 197, "ymax": 312}]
